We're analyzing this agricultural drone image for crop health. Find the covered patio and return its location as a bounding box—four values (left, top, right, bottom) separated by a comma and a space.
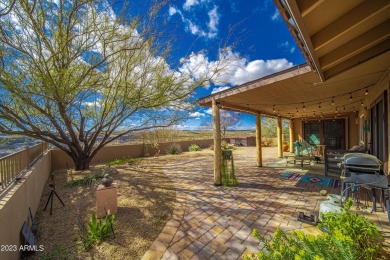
142, 147, 390, 259
197, 0, 390, 186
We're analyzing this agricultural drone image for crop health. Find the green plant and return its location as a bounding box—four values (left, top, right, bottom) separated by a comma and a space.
221, 150, 237, 186
83, 213, 115, 249
188, 144, 201, 152
318, 199, 383, 259
246, 198, 384, 260
246, 227, 357, 260
106, 157, 130, 166
167, 144, 181, 154
64, 173, 103, 187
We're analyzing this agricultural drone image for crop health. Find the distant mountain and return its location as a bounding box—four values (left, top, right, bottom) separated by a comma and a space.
0, 135, 41, 158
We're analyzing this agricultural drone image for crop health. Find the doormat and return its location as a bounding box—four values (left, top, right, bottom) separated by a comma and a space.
280, 172, 341, 188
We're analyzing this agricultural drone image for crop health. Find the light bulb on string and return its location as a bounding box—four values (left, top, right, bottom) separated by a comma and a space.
335, 107, 338, 113
361, 100, 364, 106
332, 97, 335, 106
273, 105, 275, 113
302, 102, 306, 110
365, 89, 368, 95
349, 93, 352, 102
318, 102, 321, 109
296, 109, 299, 115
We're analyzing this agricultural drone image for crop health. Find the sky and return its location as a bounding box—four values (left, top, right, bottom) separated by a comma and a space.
164, 0, 306, 130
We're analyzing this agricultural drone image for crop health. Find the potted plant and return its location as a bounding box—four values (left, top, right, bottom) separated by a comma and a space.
282, 141, 289, 152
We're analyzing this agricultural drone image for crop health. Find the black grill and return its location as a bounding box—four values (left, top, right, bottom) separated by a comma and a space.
339, 153, 388, 189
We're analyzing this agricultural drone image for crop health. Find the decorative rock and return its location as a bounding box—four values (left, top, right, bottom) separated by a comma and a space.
320, 190, 328, 196
101, 174, 114, 187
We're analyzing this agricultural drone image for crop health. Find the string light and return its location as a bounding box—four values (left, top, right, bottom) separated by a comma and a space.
320, 112, 323, 118
277, 110, 280, 117
343, 106, 346, 111
361, 100, 364, 106
365, 89, 368, 95
296, 109, 299, 115
332, 97, 335, 106
273, 105, 276, 113
318, 102, 321, 109
349, 93, 352, 102
335, 107, 338, 113
302, 102, 306, 110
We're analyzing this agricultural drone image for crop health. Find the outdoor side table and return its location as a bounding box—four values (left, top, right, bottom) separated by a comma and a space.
285, 155, 314, 168
96, 183, 117, 218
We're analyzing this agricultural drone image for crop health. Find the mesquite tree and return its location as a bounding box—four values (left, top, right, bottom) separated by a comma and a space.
0, 0, 235, 169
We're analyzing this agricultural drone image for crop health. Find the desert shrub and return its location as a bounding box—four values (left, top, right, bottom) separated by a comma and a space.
166, 144, 181, 154
83, 213, 115, 249
188, 144, 201, 152
246, 198, 383, 260
64, 173, 103, 187
318, 199, 383, 259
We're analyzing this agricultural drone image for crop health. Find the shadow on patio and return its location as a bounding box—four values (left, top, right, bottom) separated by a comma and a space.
143, 146, 390, 260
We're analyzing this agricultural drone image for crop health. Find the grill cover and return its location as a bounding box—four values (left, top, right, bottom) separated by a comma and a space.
344, 153, 381, 168
344, 172, 388, 189
341, 153, 387, 188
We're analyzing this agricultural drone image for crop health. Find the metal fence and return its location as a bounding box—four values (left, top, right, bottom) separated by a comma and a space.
0, 142, 48, 194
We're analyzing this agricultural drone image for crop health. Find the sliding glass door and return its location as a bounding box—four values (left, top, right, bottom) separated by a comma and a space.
303, 119, 345, 150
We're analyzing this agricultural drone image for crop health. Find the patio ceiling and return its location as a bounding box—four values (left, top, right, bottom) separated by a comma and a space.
274, 0, 390, 81
198, 0, 390, 119
197, 51, 390, 119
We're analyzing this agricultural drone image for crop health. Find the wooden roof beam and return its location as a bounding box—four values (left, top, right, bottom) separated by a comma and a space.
298, 0, 326, 17
320, 20, 390, 70
323, 41, 390, 79
312, 0, 390, 52
284, 0, 325, 81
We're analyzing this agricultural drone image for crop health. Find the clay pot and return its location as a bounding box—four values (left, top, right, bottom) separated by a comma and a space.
101, 174, 113, 187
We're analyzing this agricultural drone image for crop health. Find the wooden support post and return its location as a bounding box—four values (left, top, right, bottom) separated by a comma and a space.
289, 119, 294, 153
212, 99, 222, 186
277, 117, 283, 158
256, 113, 263, 167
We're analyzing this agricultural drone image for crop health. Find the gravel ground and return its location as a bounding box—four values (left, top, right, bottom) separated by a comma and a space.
22, 154, 185, 260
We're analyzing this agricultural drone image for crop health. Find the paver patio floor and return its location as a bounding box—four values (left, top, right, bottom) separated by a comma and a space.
142, 147, 390, 260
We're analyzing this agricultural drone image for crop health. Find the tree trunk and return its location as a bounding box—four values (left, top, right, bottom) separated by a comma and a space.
73, 156, 91, 171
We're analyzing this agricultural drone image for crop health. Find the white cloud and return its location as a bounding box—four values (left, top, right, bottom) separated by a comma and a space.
271, 8, 281, 21
168, 4, 219, 39
169, 6, 178, 16
211, 86, 230, 94
207, 6, 219, 38
180, 49, 293, 87
183, 0, 210, 10
189, 111, 205, 118
204, 108, 212, 115
278, 41, 296, 54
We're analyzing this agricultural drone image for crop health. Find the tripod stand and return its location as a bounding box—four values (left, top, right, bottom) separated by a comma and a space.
44, 184, 65, 215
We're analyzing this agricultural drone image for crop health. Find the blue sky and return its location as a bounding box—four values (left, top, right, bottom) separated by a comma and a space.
165, 0, 306, 130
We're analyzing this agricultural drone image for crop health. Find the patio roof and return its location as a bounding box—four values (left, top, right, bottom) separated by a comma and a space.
274, 0, 390, 81
197, 0, 390, 119
198, 51, 390, 119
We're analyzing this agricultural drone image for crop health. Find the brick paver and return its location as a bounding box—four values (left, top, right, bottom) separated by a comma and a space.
142, 147, 390, 259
